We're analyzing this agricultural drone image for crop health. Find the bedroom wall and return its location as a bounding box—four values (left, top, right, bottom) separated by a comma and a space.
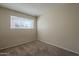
0, 7, 37, 49
37, 4, 79, 54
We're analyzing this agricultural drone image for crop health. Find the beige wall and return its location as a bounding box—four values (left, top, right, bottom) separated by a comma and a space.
0, 7, 37, 49
37, 5, 79, 54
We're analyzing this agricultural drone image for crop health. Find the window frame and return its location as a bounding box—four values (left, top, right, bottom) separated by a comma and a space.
10, 16, 34, 29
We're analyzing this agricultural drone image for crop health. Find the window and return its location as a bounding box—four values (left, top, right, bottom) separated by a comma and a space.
10, 16, 34, 29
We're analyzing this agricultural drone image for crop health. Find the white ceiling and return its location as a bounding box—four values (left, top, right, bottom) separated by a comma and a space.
0, 3, 78, 17
0, 3, 63, 16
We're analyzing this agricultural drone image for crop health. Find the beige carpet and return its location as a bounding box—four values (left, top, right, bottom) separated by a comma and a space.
0, 40, 78, 56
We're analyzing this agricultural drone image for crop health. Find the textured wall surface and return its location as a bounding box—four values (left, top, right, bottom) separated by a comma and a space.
37, 4, 79, 54
0, 7, 37, 50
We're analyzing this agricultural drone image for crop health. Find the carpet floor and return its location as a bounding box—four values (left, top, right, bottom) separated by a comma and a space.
0, 40, 78, 56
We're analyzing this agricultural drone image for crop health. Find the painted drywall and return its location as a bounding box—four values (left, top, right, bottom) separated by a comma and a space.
0, 7, 37, 49
37, 5, 79, 54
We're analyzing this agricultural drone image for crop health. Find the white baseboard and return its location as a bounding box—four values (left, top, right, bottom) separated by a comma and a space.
39, 40, 79, 55
0, 40, 35, 50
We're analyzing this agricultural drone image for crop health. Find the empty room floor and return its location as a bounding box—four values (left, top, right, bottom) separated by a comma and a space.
0, 40, 78, 56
